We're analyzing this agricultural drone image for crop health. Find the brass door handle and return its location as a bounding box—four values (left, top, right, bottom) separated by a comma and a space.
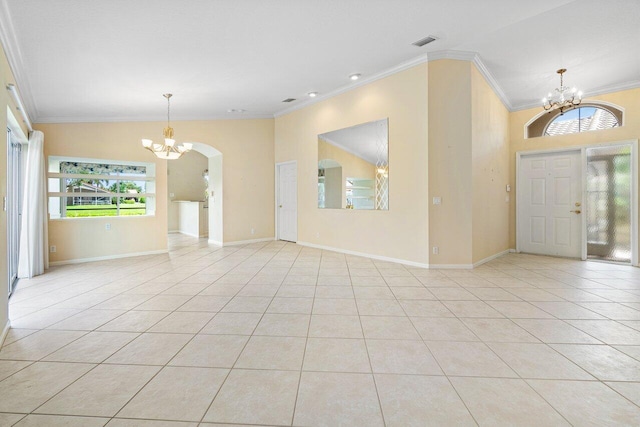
279, 205, 283, 208
570, 210, 581, 214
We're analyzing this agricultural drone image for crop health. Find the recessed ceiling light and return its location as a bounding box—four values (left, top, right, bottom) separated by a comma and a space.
349, 74, 361, 81
227, 109, 245, 113
308, 92, 318, 98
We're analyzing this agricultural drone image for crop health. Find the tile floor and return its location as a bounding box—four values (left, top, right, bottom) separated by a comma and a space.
1, 234, 640, 426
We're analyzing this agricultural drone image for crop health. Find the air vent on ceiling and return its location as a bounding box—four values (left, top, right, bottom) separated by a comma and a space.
282, 98, 296, 103
412, 35, 438, 47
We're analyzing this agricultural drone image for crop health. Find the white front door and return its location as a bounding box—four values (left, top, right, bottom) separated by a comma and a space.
277, 162, 297, 242
518, 150, 583, 258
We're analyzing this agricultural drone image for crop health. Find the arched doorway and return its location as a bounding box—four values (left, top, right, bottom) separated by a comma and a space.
167, 142, 223, 245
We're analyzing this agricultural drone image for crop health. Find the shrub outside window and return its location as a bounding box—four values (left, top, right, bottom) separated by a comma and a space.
48, 157, 156, 218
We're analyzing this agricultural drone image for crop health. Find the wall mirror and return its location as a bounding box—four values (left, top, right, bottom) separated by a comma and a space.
318, 118, 389, 210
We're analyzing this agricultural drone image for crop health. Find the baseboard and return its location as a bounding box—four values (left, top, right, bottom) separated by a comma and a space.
429, 263, 474, 270
472, 249, 511, 268
174, 231, 200, 238
208, 239, 223, 246
1, 320, 11, 347
223, 237, 275, 246
427, 249, 512, 270
49, 249, 168, 266
509, 248, 517, 253
296, 241, 430, 269
168, 230, 180, 234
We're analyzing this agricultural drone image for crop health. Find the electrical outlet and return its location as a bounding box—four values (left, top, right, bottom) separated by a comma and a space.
432, 246, 439, 255
105, 223, 111, 231
250, 228, 255, 235
50, 245, 56, 253
169, 192, 175, 198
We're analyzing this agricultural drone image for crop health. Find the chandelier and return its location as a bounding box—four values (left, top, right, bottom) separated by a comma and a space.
142, 94, 192, 159
542, 68, 582, 115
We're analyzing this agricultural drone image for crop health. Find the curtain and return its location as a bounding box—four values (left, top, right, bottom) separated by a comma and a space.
17, 130, 49, 278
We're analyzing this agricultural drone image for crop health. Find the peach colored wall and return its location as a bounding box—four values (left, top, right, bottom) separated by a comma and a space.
471, 65, 510, 263
428, 60, 473, 265
428, 60, 510, 266
275, 64, 429, 265
509, 88, 640, 262
37, 118, 274, 263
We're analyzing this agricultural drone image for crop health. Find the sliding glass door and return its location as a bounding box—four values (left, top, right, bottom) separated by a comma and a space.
7, 128, 22, 295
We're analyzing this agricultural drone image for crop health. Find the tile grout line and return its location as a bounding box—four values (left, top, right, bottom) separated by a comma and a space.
289, 244, 319, 426
197, 240, 297, 425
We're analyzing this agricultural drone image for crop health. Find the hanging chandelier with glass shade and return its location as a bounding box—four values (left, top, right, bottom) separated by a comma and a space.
542, 68, 583, 115
142, 94, 192, 160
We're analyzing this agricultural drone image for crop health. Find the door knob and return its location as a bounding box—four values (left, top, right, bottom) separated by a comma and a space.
279, 205, 283, 208
570, 210, 581, 214
575, 202, 581, 207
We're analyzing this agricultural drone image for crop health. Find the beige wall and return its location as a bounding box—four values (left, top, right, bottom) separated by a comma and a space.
471, 65, 510, 263
428, 59, 510, 265
428, 60, 473, 265
509, 88, 640, 260
37, 118, 274, 263
275, 64, 430, 265
168, 151, 208, 232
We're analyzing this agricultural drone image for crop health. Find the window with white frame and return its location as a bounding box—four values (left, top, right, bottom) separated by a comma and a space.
544, 106, 620, 136
526, 102, 623, 138
48, 157, 156, 218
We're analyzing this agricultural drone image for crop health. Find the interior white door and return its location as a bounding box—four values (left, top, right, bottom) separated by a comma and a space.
519, 150, 583, 258
277, 162, 297, 242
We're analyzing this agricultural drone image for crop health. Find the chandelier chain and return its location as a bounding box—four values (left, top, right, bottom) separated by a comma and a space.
142, 93, 191, 160
542, 68, 582, 115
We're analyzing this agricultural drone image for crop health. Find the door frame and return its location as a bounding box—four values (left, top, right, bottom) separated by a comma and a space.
275, 160, 298, 242
516, 139, 638, 265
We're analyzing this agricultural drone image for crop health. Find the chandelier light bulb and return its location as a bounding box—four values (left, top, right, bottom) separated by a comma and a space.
542, 69, 583, 114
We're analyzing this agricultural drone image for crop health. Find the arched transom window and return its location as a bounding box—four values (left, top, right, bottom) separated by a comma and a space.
526, 103, 623, 138
545, 106, 620, 136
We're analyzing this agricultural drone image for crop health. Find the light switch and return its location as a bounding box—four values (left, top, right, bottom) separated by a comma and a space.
432, 197, 441, 205
506, 184, 511, 192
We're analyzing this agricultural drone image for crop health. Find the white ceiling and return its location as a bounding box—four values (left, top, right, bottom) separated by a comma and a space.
0, 0, 638, 123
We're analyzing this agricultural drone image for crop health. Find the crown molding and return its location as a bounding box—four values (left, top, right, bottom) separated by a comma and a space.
427, 49, 478, 62
34, 112, 275, 124
0, 0, 38, 122
513, 79, 640, 112
428, 50, 513, 111
470, 55, 514, 111
274, 52, 431, 118
275, 49, 514, 117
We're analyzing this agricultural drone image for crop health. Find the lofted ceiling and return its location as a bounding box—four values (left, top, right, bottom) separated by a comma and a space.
0, 0, 638, 123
